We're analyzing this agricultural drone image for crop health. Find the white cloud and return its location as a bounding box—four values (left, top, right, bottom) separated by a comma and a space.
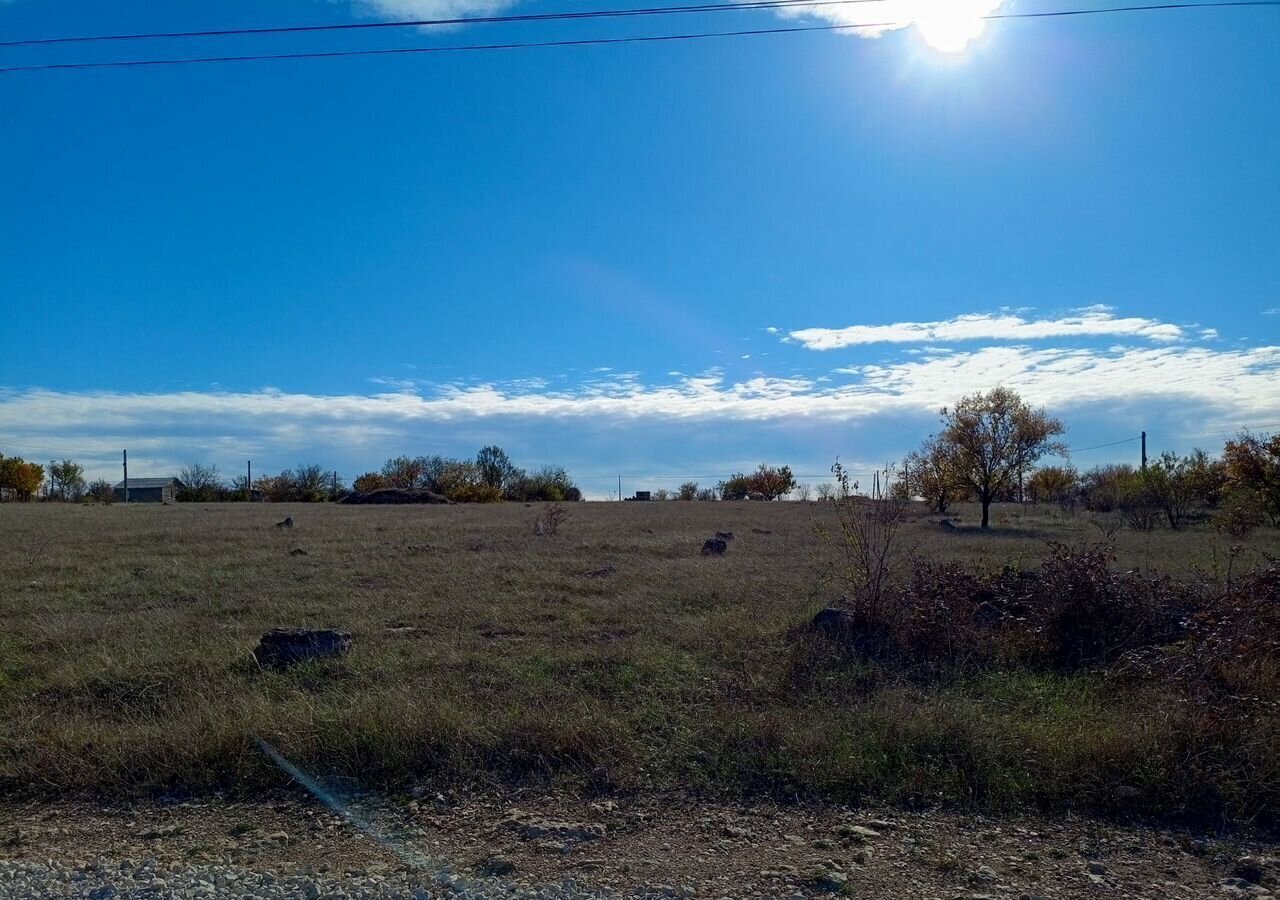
3, 344, 1276, 469
354, 0, 518, 22
788, 310, 1186, 350
776, 0, 1006, 47
1264, 308, 1279, 316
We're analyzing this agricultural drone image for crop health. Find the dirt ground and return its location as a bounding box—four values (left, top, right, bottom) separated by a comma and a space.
2, 791, 1276, 899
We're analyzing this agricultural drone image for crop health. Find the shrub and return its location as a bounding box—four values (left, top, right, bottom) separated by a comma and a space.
748, 464, 797, 501
677, 481, 699, 501
718, 473, 751, 501
444, 481, 502, 504
1212, 490, 1267, 538
815, 462, 907, 647
86, 478, 115, 505
353, 472, 388, 493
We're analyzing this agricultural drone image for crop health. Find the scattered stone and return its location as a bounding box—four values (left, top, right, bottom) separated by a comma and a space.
722, 825, 754, 840
750, 528, 773, 535
810, 868, 849, 893
1234, 857, 1267, 885
289, 547, 308, 557
587, 565, 618, 578
499, 813, 606, 843
253, 629, 352, 668
477, 854, 516, 876
136, 825, 183, 840
714, 531, 735, 542
700, 539, 728, 556
275, 517, 294, 529
837, 824, 880, 841
971, 865, 998, 885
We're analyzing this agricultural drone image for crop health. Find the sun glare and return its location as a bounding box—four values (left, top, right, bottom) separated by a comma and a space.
912, 0, 1000, 54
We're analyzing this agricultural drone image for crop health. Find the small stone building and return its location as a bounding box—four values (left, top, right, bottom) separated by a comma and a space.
113, 477, 182, 503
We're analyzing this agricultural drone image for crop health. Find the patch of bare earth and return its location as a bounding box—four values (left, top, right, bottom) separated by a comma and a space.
2, 793, 1276, 899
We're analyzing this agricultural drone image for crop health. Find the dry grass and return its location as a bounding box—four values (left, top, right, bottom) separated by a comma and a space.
1, 501, 1276, 821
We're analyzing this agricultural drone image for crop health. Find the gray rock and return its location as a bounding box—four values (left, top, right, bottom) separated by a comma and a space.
700, 538, 728, 556
253, 629, 352, 668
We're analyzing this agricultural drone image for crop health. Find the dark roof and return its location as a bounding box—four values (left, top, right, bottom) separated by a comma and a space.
113, 477, 182, 490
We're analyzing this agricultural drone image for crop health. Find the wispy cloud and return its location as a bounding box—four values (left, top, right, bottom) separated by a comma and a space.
775, 0, 1006, 45
3, 342, 1276, 479
354, 0, 518, 22
788, 309, 1186, 350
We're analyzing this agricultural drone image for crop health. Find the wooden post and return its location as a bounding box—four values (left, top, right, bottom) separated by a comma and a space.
123, 449, 129, 503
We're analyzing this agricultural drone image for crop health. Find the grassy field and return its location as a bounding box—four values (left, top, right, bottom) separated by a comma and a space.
1, 500, 1276, 821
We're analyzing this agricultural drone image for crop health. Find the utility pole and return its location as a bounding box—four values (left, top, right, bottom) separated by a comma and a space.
122, 449, 129, 503
247, 460, 252, 500
1141, 431, 1147, 470
617, 474, 622, 501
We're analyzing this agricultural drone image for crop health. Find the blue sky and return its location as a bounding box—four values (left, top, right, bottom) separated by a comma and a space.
1, 0, 1278, 496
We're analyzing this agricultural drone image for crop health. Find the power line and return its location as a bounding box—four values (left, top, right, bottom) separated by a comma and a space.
1063, 436, 1142, 453
0, 0, 890, 48
3, 1, 1277, 75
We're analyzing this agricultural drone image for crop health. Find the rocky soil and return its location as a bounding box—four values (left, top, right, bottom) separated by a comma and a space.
1, 792, 1276, 899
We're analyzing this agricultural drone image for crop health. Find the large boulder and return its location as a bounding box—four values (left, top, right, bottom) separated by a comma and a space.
809, 607, 854, 635
701, 538, 728, 556
254, 628, 352, 668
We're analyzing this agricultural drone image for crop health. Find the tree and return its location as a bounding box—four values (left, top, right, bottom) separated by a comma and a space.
938, 388, 1066, 529
47, 458, 86, 502
718, 473, 751, 501
87, 478, 115, 504
353, 472, 388, 493
695, 487, 718, 502
677, 481, 699, 501
903, 436, 961, 513
476, 445, 519, 493
1027, 465, 1080, 511
1222, 431, 1280, 525
793, 482, 813, 501
381, 455, 427, 489
0, 455, 43, 501
294, 464, 331, 501
176, 463, 223, 502
1142, 452, 1197, 530
815, 482, 836, 502
747, 464, 797, 501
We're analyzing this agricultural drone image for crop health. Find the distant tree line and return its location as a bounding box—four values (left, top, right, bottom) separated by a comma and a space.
352, 446, 581, 503
3, 389, 1277, 526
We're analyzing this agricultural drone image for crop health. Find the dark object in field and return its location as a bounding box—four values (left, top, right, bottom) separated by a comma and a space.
340, 488, 451, 505
810, 607, 854, 635
715, 531, 735, 541
253, 628, 352, 668
701, 538, 728, 556
276, 516, 294, 529
289, 547, 308, 557
751, 528, 773, 535
939, 519, 957, 531
588, 565, 618, 578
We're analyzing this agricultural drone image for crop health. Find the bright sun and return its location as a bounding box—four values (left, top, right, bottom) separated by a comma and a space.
912, 0, 1000, 53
